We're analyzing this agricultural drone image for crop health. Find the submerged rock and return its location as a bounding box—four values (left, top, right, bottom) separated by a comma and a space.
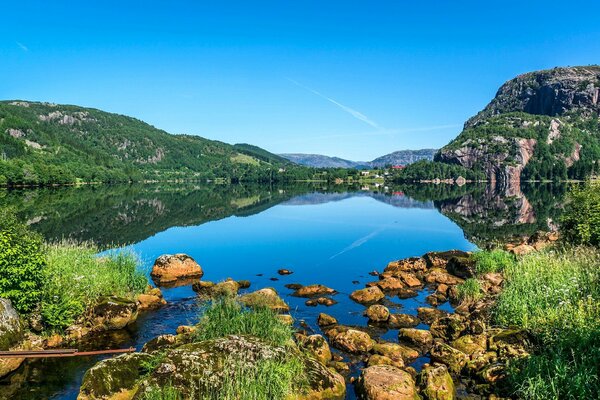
150, 253, 203, 286
293, 284, 336, 297
306, 297, 337, 307
356, 365, 421, 400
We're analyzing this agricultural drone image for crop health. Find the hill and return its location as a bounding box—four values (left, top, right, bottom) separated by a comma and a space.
280, 149, 436, 169
0, 101, 305, 186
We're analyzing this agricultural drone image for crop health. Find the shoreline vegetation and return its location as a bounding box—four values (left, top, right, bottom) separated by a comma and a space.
0, 181, 598, 398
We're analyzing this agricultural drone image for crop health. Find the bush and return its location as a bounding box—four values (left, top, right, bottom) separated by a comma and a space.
560, 181, 600, 246
456, 278, 483, 302
0, 210, 44, 313
473, 249, 515, 274
494, 247, 600, 399
41, 242, 147, 331
194, 298, 293, 347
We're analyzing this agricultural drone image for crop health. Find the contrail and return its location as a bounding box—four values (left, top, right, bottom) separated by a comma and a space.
16, 42, 29, 52
287, 78, 382, 130
329, 227, 385, 260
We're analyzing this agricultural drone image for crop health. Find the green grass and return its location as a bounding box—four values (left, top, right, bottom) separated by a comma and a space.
494, 247, 600, 399
456, 278, 483, 302
142, 385, 182, 400
193, 297, 294, 347
473, 249, 515, 274
40, 241, 147, 331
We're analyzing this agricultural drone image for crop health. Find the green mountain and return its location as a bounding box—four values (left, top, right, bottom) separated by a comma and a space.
0, 101, 302, 186
435, 66, 600, 183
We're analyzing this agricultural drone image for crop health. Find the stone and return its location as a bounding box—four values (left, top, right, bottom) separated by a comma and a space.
150, 254, 203, 286
277, 269, 293, 275
429, 315, 467, 341
137, 287, 166, 310
398, 328, 433, 351
419, 364, 455, 400
285, 283, 303, 290
237, 280, 251, 289
372, 342, 419, 363
398, 272, 422, 287
417, 308, 449, 325
306, 297, 337, 307
0, 299, 22, 350
387, 314, 420, 329
367, 354, 404, 369
451, 335, 487, 358
317, 313, 337, 327
365, 305, 390, 322
91, 297, 138, 331
175, 325, 196, 335
509, 244, 535, 256
276, 314, 294, 325
446, 256, 476, 279
429, 343, 468, 374
375, 277, 405, 291
293, 284, 336, 297
385, 257, 427, 273
239, 288, 290, 313
423, 251, 469, 268
396, 288, 419, 299
350, 286, 385, 304
328, 326, 374, 354
481, 273, 503, 287
356, 365, 421, 400
488, 329, 530, 359
425, 269, 463, 286
300, 334, 332, 365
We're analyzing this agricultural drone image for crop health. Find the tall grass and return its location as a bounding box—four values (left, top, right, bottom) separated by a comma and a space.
142, 385, 182, 400
494, 247, 600, 399
193, 298, 294, 346
456, 278, 483, 302
41, 241, 147, 331
472, 249, 514, 274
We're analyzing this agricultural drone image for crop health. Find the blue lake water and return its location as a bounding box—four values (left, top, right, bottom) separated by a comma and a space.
1, 184, 563, 399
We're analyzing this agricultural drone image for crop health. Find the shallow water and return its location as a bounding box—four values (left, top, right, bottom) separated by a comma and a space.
0, 183, 565, 399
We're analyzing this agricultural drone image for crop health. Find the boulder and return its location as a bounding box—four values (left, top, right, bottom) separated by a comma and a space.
306, 297, 337, 307
385, 257, 427, 273
388, 314, 420, 329
423, 251, 469, 268
317, 313, 338, 327
375, 277, 405, 291
365, 305, 390, 322
137, 287, 167, 310
429, 343, 468, 374
328, 326, 374, 354
150, 254, 203, 286
508, 244, 535, 256
417, 308, 449, 325
451, 335, 487, 359
446, 256, 476, 279
398, 328, 433, 351
367, 354, 404, 369
350, 287, 385, 304
293, 284, 336, 297
0, 299, 22, 350
91, 297, 138, 331
239, 288, 290, 313
396, 288, 419, 299
429, 315, 467, 341
356, 365, 421, 400
419, 364, 455, 400
372, 342, 419, 363
488, 329, 530, 359
424, 269, 463, 286
300, 334, 332, 364
398, 272, 422, 287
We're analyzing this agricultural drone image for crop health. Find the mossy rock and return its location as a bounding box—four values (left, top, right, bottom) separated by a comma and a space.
0, 299, 22, 351
239, 287, 290, 313
419, 364, 455, 400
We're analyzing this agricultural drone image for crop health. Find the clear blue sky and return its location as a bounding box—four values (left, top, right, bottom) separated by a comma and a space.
2, 1, 599, 160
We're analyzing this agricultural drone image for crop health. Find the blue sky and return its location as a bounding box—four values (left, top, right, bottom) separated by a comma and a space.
2, 1, 600, 160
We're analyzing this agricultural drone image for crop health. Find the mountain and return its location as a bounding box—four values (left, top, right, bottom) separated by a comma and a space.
0, 101, 304, 186
280, 149, 436, 169
435, 66, 600, 183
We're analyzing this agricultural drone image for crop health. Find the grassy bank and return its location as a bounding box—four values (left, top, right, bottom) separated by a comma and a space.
0, 210, 148, 333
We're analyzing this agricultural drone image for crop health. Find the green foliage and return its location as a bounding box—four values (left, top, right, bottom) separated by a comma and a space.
560, 181, 600, 246
194, 298, 294, 347
0, 210, 44, 313
473, 249, 515, 274
142, 385, 182, 400
41, 242, 147, 331
456, 278, 483, 302
390, 160, 486, 182
494, 248, 600, 399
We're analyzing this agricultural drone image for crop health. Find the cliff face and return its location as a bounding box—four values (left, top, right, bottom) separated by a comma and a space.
437, 66, 600, 184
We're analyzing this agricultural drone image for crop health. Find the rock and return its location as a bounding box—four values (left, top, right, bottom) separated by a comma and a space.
429, 315, 467, 341
488, 329, 530, 358
91, 297, 138, 331
478, 363, 506, 384
0, 299, 22, 350
237, 280, 251, 289
367, 354, 404, 369
141, 334, 181, 353
388, 314, 420, 329
276, 314, 294, 325
317, 313, 337, 327
285, 283, 303, 290
175, 325, 196, 335
481, 273, 503, 287
350, 286, 385, 304
238, 288, 290, 313
78, 352, 154, 400
356, 365, 421, 400
300, 334, 332, 364
385, 257, 427, 273
419, 364, 455, 400
375, 277, 405, 291
150, 254, 203, 286
293, 284, 336, 297
398, 272, 422, 287
451, 335, 487, 359
417, 308, 449, 325
0, 339, 40, 379
446, 256, 476, 279
278, 269, 293, 275
137, 287, 167, 310
509, 244, 535, 256
436, 284, 449, 295
396, 288, 419, 299
372, 342, 419, 363
306, 297, 337, 307
426, 293, 446, 306
465, 352, 497, 375
193, 279, 240, 298
398, 328, 433, 351
328, 326, 374, 354
423, 251, 469, 268
191, 280, 215, 294
425, 269, 463, 286
429, 343, 468, 374
365, 305, 390, 322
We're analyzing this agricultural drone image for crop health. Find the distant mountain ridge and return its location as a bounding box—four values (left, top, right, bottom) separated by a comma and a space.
280, 149, 437, 169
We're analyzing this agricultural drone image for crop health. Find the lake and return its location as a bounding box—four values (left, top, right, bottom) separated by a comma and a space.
0, 182, 566, 399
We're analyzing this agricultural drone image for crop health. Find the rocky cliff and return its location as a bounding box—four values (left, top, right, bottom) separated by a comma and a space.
437, 66, 600, 184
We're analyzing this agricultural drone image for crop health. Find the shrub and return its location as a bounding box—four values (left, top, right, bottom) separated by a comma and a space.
193, 298, 293, 347
455, 278, 483, 302
473, 249, 515, 274
560, 181, 600, 247
0, 210, 44, 313
40, 242, 147, 331
495, 247, 600, 399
